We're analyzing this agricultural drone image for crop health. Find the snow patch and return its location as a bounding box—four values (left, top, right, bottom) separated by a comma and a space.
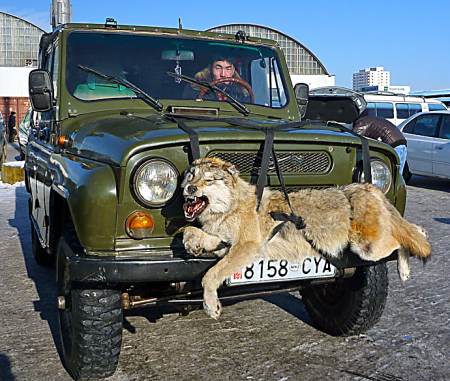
3, 160, 25, 168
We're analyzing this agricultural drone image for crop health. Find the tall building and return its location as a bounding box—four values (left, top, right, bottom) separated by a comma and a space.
353, 67, 390, 91
207, 24, 335, 89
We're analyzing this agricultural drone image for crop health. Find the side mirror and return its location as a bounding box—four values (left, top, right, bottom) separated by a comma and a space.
294, 83, 309, 118
29, 69, 54, 112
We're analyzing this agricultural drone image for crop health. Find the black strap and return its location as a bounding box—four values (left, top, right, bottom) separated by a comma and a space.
177, 119, 200, 164
213, 241, 232, 251
253, 128, 306, 241
328, 123, 372, 183
271, 147, 293, 212
256, 128, 274, 211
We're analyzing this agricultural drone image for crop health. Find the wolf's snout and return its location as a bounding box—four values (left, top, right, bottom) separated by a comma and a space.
184, 184, 197, 196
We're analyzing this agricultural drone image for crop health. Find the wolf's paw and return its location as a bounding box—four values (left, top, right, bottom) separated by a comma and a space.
183, 227, 205, 256
398, 262, 410, 282
203, 292, 222, 320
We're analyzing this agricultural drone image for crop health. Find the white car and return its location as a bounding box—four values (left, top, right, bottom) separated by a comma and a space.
399, 111, 450, 181
363, 93, 447, 126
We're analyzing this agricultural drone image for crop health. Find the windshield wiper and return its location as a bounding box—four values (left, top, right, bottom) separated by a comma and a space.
166, 71, 250, 116
78, 65, 163, 112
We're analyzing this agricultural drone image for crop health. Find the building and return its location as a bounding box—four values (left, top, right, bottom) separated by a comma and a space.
353, 66, 390, 91
360, 85, 410, 95
411, 89, 450, 108
206, 24, 335, 89
0, 12, 45, 125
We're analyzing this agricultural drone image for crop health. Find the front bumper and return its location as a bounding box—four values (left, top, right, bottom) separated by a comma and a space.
66, 248, 398, 285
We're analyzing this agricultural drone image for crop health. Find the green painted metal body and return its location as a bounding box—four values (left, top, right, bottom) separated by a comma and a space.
26, 22, 406, 256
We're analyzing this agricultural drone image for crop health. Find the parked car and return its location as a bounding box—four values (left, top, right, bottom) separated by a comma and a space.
27, 20, 405, 380
399, 111, 450, 181
18, 108, 33, 160
0, 112, 6, 165
363, 92, 447, 126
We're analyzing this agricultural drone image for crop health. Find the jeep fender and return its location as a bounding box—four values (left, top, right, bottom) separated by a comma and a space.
49, 154, 118, 251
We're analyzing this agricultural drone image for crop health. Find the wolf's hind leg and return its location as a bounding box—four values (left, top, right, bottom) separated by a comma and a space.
201, 241, 262, 319
397, 247, 410, 282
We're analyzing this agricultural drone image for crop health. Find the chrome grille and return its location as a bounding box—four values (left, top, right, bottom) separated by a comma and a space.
208, 151, 331, 175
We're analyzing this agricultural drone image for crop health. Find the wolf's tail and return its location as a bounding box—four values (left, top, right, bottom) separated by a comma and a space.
388, 204, 431, 262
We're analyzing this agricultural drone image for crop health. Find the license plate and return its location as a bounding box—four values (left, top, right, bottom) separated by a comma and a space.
226, 257, 336, 286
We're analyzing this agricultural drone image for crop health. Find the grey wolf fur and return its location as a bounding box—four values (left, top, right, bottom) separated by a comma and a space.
182, 157, 431, 319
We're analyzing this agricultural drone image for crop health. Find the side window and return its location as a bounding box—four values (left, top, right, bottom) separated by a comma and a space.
402, 119, 416, 133
366, 102, 377, 117
440, 116, 450, 139
413, 115, 440, 137
375, 102, 394, 119
250, 57, 286, 108
396, 103, 409, 119
51, 44, 60, 98
395, 103, 421, 119
428, 103, 446, 111
269, 58, 286, 108
408, 103, 422, 116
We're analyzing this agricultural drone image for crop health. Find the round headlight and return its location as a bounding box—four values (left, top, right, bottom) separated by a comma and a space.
361, 159, 392, 193
133, 159, 178, 206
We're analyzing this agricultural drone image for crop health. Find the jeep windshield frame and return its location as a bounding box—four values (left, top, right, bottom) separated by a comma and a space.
65, 30, 290, 110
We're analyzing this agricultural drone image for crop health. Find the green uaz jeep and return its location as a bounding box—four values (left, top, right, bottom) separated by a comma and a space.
26, 20, 406, 380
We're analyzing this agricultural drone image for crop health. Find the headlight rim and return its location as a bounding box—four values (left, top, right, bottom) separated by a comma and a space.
131, 157, 180, 208
357, 158, 392, 194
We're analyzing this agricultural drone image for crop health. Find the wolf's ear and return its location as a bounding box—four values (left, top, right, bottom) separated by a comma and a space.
226, 164, 239, 177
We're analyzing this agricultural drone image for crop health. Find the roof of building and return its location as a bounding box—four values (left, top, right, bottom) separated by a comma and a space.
206, 23, 329, 76
0, 11, 46, 33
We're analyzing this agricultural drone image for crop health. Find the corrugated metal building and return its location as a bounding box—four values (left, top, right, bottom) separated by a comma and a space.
0, 12, 45, 127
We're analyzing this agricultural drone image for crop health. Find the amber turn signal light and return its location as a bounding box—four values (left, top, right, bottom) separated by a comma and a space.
125, 211, 155, 239
57, 135, 72, 148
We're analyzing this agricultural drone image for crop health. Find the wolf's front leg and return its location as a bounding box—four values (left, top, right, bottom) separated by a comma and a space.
183, 226, 225, 256
201, 241, 261, 319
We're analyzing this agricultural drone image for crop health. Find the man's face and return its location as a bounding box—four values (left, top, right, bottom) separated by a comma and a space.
211, 60, 235, 81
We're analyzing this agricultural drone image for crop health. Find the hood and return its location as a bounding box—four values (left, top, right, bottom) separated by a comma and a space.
61, 110, 375, 166
305, 86, 367, 124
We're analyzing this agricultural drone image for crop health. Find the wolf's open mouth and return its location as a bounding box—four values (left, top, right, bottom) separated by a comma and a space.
183, 196, 209, 221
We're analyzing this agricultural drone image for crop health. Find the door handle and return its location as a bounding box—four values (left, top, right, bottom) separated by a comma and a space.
435, 146, 444, 150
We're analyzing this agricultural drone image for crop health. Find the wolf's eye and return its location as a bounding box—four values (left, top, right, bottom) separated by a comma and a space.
205, 179, 214, 184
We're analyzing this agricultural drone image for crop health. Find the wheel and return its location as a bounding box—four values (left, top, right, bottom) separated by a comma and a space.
403, 162, 412, 184
300, 263, 388, 336
31, 224, 54, 266
198, 76, 255, 103
57, 228, 123, 380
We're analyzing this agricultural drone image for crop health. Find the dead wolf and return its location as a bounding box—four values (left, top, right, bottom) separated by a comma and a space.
182, 157, 431, 319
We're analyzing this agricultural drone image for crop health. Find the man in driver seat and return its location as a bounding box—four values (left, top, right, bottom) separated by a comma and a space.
190, 56, 252, 103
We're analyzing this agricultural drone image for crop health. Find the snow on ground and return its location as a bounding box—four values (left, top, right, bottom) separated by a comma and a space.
2, 160, 25, 168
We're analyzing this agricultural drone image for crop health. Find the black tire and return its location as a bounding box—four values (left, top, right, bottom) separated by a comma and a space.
31, 224, 54, 266
403, 162, 412, 184
57, 229, 123, 380
300, 263, 388, 336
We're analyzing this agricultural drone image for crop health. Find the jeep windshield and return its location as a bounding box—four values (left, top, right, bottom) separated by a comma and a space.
66, 31, 288, 109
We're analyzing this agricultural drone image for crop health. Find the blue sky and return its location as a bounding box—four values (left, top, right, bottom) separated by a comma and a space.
2, 0, 450, 91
